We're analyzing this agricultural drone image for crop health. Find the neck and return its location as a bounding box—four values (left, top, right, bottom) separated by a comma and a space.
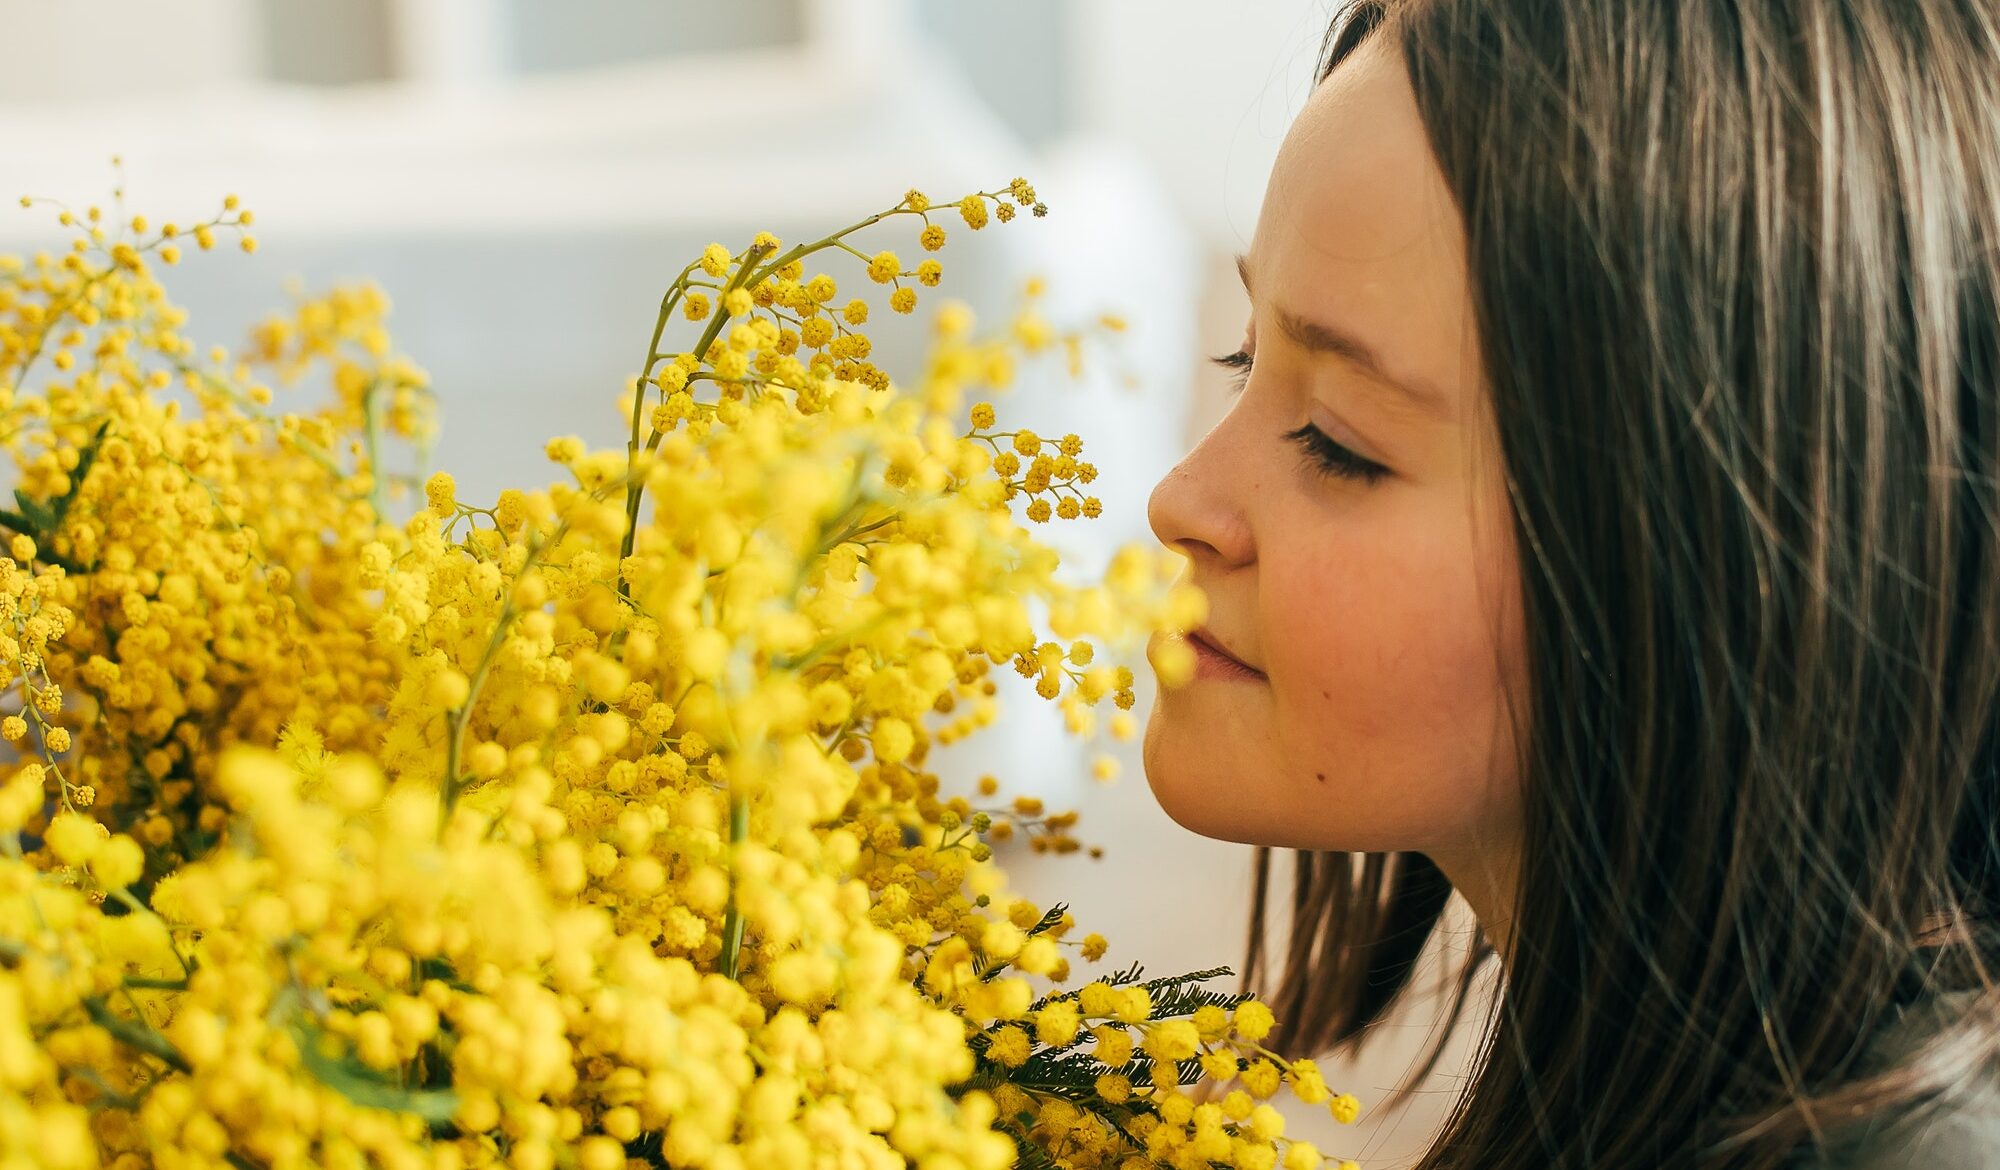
1424, 837, 1521, 973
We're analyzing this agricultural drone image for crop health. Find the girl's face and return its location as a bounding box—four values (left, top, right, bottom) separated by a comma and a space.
1143, 33, 1529, 867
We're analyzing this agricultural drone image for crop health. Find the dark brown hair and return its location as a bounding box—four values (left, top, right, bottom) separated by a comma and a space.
1244, 1, 2000, 1164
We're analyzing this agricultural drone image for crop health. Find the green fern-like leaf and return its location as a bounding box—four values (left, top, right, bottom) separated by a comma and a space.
974, 901, 1072, 981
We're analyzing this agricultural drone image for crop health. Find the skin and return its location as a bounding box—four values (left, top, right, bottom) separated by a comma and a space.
1142, 32, 1530, 964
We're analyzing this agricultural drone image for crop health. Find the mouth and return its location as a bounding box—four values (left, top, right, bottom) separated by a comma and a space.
1185, 628, 1266, 682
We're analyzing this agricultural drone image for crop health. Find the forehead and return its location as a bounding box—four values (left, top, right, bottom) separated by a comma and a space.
1250, 34, 1478, 419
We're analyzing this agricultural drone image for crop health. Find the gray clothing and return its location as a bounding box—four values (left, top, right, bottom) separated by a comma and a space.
1818, 987, 2000, 1168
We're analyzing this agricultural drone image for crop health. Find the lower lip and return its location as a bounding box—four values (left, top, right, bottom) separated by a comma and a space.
1190, 635, 1266, 682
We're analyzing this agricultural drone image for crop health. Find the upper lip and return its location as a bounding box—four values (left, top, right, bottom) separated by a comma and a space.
1189, 626, 1263, 674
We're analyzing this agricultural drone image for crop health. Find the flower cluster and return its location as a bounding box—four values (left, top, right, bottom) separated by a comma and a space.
0, 167, 1362, 1170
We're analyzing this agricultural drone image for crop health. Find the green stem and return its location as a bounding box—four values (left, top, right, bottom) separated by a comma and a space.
622, 260, 700, 481
717, 788, 751, 980
62, 1062, 141, 1111
438, 517, 575, 828
84, 996, 191, 1074
617, 243, 774, 560
123, 976, 189, 991
819, 512, 898, 553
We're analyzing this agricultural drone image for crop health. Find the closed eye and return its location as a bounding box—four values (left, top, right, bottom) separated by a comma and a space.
1209, 349, 1391, 485
1283, 423, 1391, 485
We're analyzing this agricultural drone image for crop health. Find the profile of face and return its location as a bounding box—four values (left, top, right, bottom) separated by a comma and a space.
1143, 32, 1530, 867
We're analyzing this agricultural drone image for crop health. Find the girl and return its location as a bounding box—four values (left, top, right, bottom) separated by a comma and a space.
1142, 1, 2000, 1166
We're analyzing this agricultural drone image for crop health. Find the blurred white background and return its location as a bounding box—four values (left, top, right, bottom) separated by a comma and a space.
0, 2, 1494, 1165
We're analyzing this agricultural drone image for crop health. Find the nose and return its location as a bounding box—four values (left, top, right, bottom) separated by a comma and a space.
1147, 431, 1256, 570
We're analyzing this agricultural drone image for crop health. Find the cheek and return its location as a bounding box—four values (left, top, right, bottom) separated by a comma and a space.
1275, 528, 1497, 737
1263, 505, 1524, 848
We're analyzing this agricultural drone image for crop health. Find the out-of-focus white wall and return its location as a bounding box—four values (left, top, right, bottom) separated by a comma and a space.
1072, 0, 1338, 249
0, 0, 263, 102
0, 3, 1489, 1165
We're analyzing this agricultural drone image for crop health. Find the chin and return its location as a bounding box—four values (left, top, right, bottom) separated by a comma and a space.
1141, 714, 1396, 852
1142, 718, 1265, 845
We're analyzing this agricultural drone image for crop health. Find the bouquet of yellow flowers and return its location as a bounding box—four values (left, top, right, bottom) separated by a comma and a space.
0, 169, 1363, 1170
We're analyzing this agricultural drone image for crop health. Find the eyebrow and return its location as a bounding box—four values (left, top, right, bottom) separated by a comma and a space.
1234, 252, 1450, 419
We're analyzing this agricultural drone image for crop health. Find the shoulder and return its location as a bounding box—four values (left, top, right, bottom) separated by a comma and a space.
1821, 988, 2000, 1170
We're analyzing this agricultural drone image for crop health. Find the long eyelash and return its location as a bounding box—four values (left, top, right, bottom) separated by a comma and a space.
1210, 349, 1253, 395
1283, 423, 1391, 485
1210, 350, 1389, 484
